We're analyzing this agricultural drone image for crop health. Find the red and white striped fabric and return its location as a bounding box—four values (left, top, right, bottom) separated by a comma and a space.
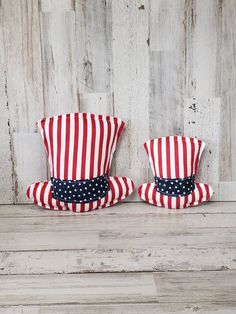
138, 136, 213, 209
26, 113, 134, 212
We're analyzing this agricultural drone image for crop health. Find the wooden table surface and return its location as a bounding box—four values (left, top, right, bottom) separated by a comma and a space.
0, 202, 236, 313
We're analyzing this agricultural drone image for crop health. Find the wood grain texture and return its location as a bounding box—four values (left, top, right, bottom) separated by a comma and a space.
1, 202, 236, 275
1, 0, 236, 202
75, 0, 112, 93
0, 0, 46, 203
184, 97, 220, 200
112, 0, 149, 197
0, 202, 236, 312
2, 303, 236, 314
220, 0, 236, 183
149, 0, 186, 138
0, 271, 235, 306
40, 7, 78, 116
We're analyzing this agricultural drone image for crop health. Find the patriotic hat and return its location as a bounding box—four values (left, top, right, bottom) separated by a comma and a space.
26, 113, 134, 212
138, 136, 213, 209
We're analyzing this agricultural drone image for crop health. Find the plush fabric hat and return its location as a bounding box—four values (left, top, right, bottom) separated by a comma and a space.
138, 135, 213, 209
27, 113, 134, 212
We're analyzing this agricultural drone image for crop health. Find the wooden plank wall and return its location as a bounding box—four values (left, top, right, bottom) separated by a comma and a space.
0, 0, 235, 203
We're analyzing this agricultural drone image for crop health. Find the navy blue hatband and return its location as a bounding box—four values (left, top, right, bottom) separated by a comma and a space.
51, 175, 110, 203
155, 176, 195, 197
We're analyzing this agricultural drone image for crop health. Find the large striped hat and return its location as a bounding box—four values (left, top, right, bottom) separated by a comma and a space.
27, 113, 134, 212
138, 136, 213, 209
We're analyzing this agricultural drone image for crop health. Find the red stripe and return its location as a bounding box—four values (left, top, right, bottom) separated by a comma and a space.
72, 203, 76, 212
115, 121, 125, 147
152, 186, 157, 205
150, 140, 156, 175
64, 117, 70, 180
145, 183, 150, 201
40, 183, 47, 208
190, 190, 195, 207
204, 184, 210, 200
176, 197, 180, 209
182, 137, 188, 177
138, 184, 142, 198
32, 182, 40, 204
97, 116, 104, 176
166, 136, 171, 178
56, 200, 63, 210
115, 177, 123, 199
195, 141, 202, 174
174, 136, 179, 178
160, 194, 164, 207
89, 201, 94, 211
47, 186, 54, 209
190, 138, 195, 175
108, 120, 118, 173
183, 195, 188, 208
48, 118, 54, 177
198, 184, 203, 204
158, 139, 163, 178
109, 178, 116, 203
89, 116, 96, 178
103, 118, 111, 174
80, 203, 85, 213
40, 120, 50, 158
167, 196, 172, 209
56, 118, 62, 178
81, 113, 88, 180
123, 176, 129, 198
72, 114, 79, 180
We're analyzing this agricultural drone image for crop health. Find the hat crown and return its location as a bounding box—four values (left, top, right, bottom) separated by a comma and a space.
38, 113, 125, 180
144, 135, 205, 179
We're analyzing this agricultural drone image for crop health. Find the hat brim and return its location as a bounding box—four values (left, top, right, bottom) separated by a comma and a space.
27, 176, 134, 213
138, 182, 213, 209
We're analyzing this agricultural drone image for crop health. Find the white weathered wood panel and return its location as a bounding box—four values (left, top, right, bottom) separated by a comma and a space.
149, 0, 186, 138
40, 4, 78, 116
184, 98, 220, 200
75, 0, 112, 93
0, 0, 46, 203
1, 202, 236, 275
1, 303, 236, 314
220, 0, 236, 186
0, 271, 235, 306
1, 0, 236, 202
112, 0, 149, 196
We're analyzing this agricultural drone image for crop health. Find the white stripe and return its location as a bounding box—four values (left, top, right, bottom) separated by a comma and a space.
44, 119, 53, 175
85, 113, 92, 179
68, 114, 75, 179
110, 120, 122, 165
93, 117, 100, 177
171, 197, 176, 209
126, 178, 133, 195
60, 115, 66, 179
36, 183, 42, 206
185, 137, 192, 177
100, 116, 108, 176
52, 116, 58, 178
161, 137, 167, 178
194, 186, 200, 205
146, 141, 155, 175
169, 136, 176, 178
153, 139, 159, 177
141, 183, 146, 200
119, 177, 126, 199
105, 118, 116, 173
76, 115, 84, 179
148, 184, 153, 204
177, 136, 184, 178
